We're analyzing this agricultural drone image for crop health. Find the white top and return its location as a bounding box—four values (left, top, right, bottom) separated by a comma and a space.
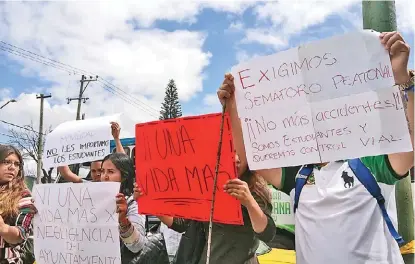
289, 159, 404, 264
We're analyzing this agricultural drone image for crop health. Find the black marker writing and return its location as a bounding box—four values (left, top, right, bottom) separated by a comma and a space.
359, 123, 367, 133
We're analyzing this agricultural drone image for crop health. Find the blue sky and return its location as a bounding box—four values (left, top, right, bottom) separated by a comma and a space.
0, 1, 414, 167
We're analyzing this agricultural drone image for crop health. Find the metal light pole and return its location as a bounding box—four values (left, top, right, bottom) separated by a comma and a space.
0, 99, 17, 109
363, 1, 414, 262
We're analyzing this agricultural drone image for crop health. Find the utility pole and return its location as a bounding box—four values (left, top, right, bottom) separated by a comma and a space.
67, 75, 97, 175
363, 1, 414, 262
36, 94, 52, 184
67, 75, 98, 120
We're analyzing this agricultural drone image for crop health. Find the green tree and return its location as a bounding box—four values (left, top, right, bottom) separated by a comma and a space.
159, 79, 182, 120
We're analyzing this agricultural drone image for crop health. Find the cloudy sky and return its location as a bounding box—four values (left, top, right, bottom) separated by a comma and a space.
0, 0, 414, 174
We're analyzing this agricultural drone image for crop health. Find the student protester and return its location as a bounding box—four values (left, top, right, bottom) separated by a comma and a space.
101, 152, 150, 263
0, 145, 35, 264
217, 31, 414, 264
134, 152, 277, 264
59, 121, 125, 183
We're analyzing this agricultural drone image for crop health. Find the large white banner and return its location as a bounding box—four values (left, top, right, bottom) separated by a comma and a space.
43, 114, 120, 168
33, 182, 121, 264
232, 30, 412, 169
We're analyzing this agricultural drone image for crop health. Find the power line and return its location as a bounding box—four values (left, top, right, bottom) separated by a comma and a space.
0, 41, 93, 75
0, 120, 45, 135
97, 78, 160, 114
0, 45, 73, 74
0, 132, 30, 141
0, 141, 17, 146
0, 43, 160, 116
99, 81, 159, 118
0, 40, 161, 116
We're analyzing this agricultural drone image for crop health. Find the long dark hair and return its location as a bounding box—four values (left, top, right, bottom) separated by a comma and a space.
241, 167, 271, 207
102, 152, 135, 196
0, 144, 27, 219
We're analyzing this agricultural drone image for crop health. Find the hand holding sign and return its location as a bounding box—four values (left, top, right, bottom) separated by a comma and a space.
133, 183, 143, 200
115, 193, 128, 225
111, 122, 121, 140
43, 114, 121, 168
33, 182, 122, 264
135, 113, 243, 225
379, 32, 411, 83
217, 73, 236, 109
231, 30, 412, 169
224, 178, 254, 207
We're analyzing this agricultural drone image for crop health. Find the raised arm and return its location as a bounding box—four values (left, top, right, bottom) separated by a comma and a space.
58, 165, 83, 183
217, 74, 283, 188
381, 32, 414, 176
111, 122, 126, 154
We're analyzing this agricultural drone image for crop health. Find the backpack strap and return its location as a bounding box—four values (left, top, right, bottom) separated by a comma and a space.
348, 158, 405, 246
294, 165, 314, 213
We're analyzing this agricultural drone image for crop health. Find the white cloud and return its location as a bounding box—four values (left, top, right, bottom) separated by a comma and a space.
255, 0, 360, 36
393, 0, 414, 34
203, 93, 220, 107
242, 28, 287, 49
240, 0, 361, 49
235, 49, 262, 64
118, 0, 256, 27
243, 0, 415, 50
0, 88, 12, 99
235, 49, 250, 64
199, 93, 222, 114
228, 21, 245, 32
0, 1, 226, 139
0, 0, 262, 155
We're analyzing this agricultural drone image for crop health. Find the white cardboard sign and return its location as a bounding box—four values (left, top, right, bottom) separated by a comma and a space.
33, 182, 121, 264
43, 114, 120, 168
232, 30, 412, 169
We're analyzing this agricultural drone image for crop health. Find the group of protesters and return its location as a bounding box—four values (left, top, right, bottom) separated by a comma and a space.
0, 31, 414, 264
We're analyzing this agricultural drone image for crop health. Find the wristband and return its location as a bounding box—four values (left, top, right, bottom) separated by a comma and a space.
119, 217, 130, 228
398, 70, 414, 91
120, 221, 131, 232
397, 70, 414, 102
402, 84, 414, 102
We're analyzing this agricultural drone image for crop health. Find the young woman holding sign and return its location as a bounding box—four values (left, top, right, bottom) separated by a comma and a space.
101, 152, 169, 264
100, 153, 147, 258
0, 145, 35, 264
134, 152, 277, 264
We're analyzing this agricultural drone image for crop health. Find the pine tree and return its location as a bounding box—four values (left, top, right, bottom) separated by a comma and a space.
159, 79, 183, 120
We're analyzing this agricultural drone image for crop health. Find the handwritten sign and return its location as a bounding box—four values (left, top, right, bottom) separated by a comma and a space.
135, 113, 243, 225
270, 188, 294, 233
43, 114, 120, 168
32, 182, 121, 264
232, 30, 412, 169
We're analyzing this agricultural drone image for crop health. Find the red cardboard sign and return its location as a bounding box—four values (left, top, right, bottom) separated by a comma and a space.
135, 113, 243, 225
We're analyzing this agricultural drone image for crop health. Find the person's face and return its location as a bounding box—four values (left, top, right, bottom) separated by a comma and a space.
101, 160, 122, 183
0, 154, 20, 185
90, 161, 102, 182
235, 153, 242, 176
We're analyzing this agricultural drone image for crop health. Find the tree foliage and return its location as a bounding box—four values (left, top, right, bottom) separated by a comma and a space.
160, 79, 182, 120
